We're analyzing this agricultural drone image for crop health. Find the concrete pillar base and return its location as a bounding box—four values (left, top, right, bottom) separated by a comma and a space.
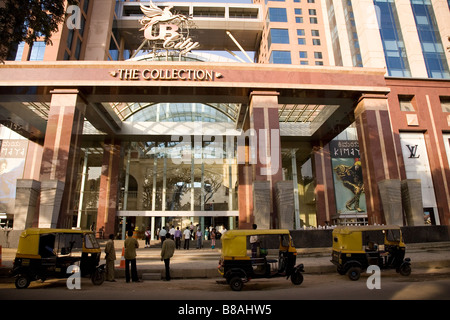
38, 180, 65, 228
402, 179, 424, 226
14, 179, 41, 230
253, 180, 271, 229
378, 179, 402, 225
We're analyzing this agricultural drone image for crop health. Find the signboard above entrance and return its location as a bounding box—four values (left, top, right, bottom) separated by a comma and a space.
109, 68, 223, 81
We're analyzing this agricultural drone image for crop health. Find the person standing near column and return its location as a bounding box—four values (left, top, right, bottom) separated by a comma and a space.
183, 226, 191, 250
124, 230, 140, 283
161, 233, 175, 281
104, 234, 116, 282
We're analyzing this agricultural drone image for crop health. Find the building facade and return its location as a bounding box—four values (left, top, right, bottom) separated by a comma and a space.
0, 0, 449, 239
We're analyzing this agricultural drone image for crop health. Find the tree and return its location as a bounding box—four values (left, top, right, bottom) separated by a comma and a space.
0, 0, 78, 62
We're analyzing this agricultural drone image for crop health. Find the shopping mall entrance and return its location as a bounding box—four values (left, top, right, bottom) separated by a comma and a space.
1, 59, 400, 238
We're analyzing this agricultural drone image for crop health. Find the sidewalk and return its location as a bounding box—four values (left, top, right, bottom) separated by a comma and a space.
2, 240, 450, 280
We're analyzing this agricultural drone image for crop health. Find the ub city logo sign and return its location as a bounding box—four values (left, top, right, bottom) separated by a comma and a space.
139, 1, 200, 55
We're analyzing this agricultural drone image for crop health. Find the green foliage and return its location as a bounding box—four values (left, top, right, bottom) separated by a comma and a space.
0, 0, 78, 61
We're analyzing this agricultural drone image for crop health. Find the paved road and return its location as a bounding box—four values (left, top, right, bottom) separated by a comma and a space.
1, 267, 449, 300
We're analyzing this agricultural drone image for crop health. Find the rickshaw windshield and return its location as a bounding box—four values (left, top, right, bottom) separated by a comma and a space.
84, 233, 100, 249
386, 229, 401, 242
56, 233, 83, 256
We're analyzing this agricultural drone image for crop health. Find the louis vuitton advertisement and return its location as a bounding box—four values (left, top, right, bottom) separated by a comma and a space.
399, 132, 438, 224
329, 140, 366, 215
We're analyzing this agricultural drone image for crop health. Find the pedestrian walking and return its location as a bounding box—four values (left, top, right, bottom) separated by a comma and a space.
174, 226, 182, 249
159, 226, 167, 247
210, 228, 216, 249
144, 227, 151, 248
189, 222, 194, 240
124, 230, 139, 283
183, 226, 191, 250
196, 228, 203, 249
161, 233, 175, 281
104, 234, 116, 282
169, 225, 176, 238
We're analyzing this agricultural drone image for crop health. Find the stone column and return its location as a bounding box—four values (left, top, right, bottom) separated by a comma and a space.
354, 94, 401, 225
312, 143, 337, 226
13, 179, 40, 230
39, 89, 86, 228
249, 91, 282, 228
96, 139, 121, 238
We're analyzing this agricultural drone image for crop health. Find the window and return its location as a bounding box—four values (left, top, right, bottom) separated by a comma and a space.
298, 38, 306, 45
309, 9, 316, 15
398, 95, 415, 112
311, 30, 320, 36
300, 61, 309, 65
315, 61, 324, 65
269, 8, 288, 22
29, 41, 46, 61
269, 29, 290, 46
374, 0, 411, 77
270, 51, 291, 64
295, 8, 302, 15
307, 0, 315, 2
440, 97, 450, 112
297, 29, 305, 36
299, 51, 308, 58
14, 42, 25, 60
296, 17, 303, 23
310, 17, 318, 23
314, 52, 322, 59
411, 0, 450, 78
313, 39, 321, 45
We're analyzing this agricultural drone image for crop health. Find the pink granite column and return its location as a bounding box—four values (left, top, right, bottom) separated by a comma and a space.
39, 89, 85, 228
354, 94, 402, 225
249, 91, 283, 228
96, 139, 121, 239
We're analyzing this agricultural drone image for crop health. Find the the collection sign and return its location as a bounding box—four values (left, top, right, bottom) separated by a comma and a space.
109, 68, 222, 81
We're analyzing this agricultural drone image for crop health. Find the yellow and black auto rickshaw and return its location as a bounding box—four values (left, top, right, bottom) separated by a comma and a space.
218, 229, 304, 291
331, 225, 411, 281
11, 228, 105, 289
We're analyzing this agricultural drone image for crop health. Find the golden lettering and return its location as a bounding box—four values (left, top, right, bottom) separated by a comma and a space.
114, 69, 218, 81
179, 69, 186, 80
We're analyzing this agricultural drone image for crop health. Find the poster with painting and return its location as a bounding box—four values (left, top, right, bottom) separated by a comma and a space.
329, 140, 366, 214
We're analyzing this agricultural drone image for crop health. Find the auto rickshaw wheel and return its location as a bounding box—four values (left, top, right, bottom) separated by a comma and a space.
291, 269, 303, 285
15, 275, 31, 289
229, 276, 244, 291
399, 263, 411, 276
347, 267, 361, 281
91, 268, 105, 285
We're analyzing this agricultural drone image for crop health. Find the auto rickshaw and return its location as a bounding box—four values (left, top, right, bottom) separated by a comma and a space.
217, 229, 304, 291
330, 225, 411, 281
11, 228, 105, 289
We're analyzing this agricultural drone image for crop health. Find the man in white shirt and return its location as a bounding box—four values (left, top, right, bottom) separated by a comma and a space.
169, 225, 176, 238
183, 226, 191, 250
159, 227, 167, 247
